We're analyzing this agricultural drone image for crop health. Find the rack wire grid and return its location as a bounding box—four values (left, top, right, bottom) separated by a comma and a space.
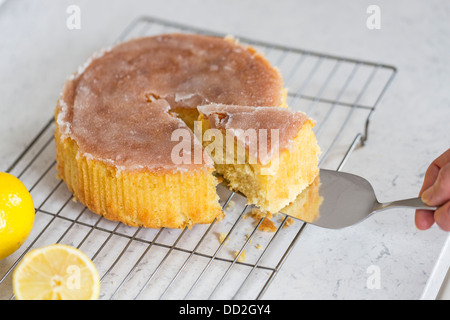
0, 16, 396, 300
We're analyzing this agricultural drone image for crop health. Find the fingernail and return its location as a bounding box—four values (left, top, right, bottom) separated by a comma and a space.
422, 187, 433, 204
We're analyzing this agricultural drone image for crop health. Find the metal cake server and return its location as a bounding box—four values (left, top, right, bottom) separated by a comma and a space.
280, 169, 437, 229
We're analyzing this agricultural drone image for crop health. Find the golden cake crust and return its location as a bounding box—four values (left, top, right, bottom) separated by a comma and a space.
54, 118, 223, 228
197, 104, 310, 165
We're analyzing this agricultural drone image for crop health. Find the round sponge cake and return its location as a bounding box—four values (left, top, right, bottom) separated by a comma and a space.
55, 33, 286, 228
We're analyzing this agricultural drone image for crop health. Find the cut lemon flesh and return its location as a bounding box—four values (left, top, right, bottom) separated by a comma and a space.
13, 244, 100, 300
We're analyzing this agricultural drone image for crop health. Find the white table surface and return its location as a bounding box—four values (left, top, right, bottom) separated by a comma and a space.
0, 0, 449, 300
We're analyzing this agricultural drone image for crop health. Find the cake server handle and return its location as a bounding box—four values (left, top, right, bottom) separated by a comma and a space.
373, 197, 437, 213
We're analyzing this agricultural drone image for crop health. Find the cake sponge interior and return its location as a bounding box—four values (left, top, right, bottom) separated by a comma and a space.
197, 114, 320, 213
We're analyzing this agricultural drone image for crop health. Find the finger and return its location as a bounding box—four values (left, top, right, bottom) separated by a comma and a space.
433, 148, 450, 168
434, 201, 450, 231
422, 163, 450, 206
419, 163, 440, 195
415, 209, 435, 230
419, 148, 450, 195
415, 149, 450, 231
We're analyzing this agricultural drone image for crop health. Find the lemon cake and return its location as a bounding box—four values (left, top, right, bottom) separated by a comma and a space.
55, 33, 287, 228
197, 104, 320, 213
280, 174, 323, 223
247, 175, 322, 232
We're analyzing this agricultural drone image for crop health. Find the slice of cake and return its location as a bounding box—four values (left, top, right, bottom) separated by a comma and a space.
280, 174, 323, 224
197, 104, 320, 213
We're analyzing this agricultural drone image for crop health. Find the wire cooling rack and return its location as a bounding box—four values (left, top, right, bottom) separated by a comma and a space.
0, 16, 396, 300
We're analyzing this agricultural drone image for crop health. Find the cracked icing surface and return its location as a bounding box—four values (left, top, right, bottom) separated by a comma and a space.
197, 104, 309, 165
56, 33, 284, 172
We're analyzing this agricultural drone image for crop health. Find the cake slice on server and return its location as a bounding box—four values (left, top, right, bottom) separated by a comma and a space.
196, 104, 321, 214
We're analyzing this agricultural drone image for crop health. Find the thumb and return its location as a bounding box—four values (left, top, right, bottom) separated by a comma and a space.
422, 163, 450, 206
434, 201, 450, 231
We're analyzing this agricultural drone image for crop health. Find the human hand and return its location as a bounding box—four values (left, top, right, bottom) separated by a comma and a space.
415, 148, 450, 231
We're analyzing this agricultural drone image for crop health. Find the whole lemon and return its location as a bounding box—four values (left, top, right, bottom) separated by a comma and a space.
0, 172, 35, 260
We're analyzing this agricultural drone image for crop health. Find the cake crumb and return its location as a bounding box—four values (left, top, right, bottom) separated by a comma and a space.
234, 250, 246, 262
225, 200, 235, 210
256, 244, 263, 250
258, 219, 277, 232
218, 232, 229, 245
249, 208, 272, 220
282, 217, 295, 229
249, 208, 276, 232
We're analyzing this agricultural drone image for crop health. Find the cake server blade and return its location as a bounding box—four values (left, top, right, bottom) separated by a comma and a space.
280, 169, 437, 229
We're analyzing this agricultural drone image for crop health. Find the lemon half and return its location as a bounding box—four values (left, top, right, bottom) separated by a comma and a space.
0, 172, 35, 260
13, 244, 100, 300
